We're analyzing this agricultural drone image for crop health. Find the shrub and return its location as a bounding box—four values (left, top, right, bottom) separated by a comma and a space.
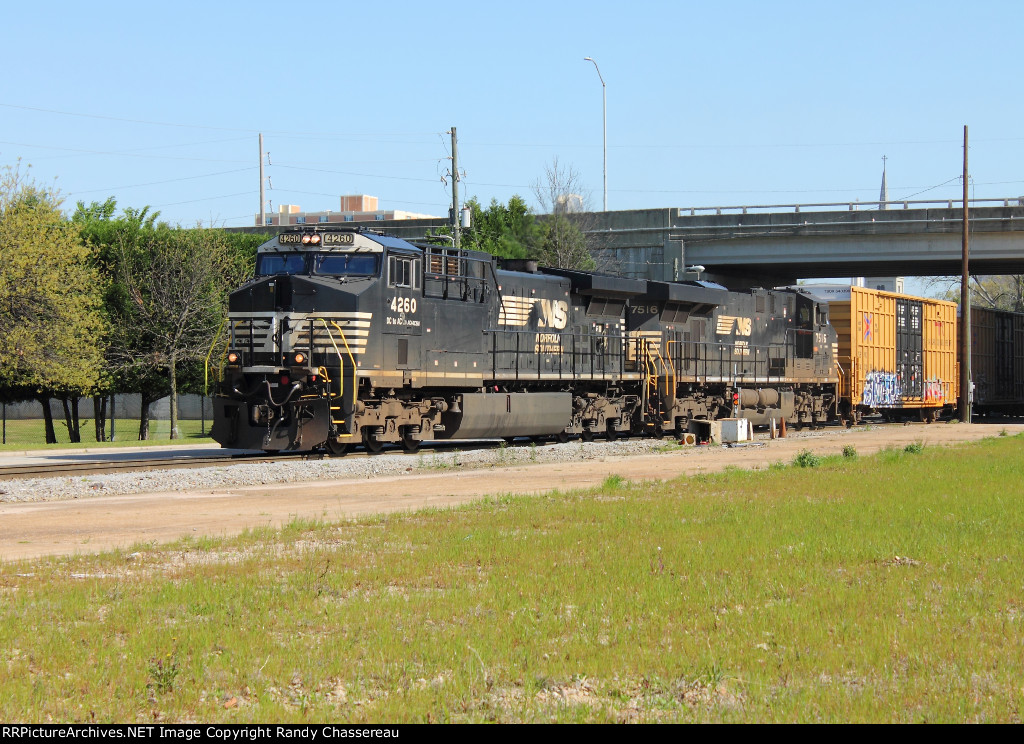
793, 450, 822, 468
842, 445, 857, 459
603, 474, 626, 490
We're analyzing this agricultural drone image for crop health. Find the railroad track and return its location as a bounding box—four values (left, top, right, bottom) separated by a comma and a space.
1, 418, 954, 482
0, 439, 513, 481
0, 453, 316, 482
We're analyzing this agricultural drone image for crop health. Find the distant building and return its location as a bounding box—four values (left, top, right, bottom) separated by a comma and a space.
554, 193, 584, 214
257, 195, 440, 227
865, 276, 904, 293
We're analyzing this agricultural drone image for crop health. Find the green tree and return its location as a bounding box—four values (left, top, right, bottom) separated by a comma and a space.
531, 158, 597, 270
74, 201, 258, 440
461, 196, 542, 258
430, 196, 542, 259
535, 213, 595, 271
115, 226, 247, 439
0, 163, 106, 442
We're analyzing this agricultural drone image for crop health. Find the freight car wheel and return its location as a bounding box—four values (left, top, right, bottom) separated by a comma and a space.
554, 431, 570, 444
605, 424, 618, 442
401, 434, 422, 454
581, 429, 595, 442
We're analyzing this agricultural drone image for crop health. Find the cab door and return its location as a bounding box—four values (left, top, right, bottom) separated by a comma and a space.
382, 252, 422, 373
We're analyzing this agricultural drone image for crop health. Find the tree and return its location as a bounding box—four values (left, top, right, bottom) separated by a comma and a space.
0, 163, 106, 442
458, 196, 542, 258
116, 227, 247, 438
531, 158, 597, 271
75, 201, 257, 440
927, 275, 1024, 312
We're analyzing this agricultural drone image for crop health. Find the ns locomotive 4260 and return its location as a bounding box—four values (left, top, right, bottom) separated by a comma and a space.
210, 228, 839, 453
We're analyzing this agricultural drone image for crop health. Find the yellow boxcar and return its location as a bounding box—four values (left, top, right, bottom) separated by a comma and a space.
828, 287, 958, 422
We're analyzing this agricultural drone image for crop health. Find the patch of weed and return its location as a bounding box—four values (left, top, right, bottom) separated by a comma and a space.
793, 449, 822, 468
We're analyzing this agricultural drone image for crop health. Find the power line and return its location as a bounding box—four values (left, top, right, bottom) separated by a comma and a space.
0, 139, 250, 165
66, 167, 257, 196
0, 102, 440, 139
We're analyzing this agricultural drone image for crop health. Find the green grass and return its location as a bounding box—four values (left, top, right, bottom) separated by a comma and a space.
0, 418, 214, 450
1, 435, 1023, 722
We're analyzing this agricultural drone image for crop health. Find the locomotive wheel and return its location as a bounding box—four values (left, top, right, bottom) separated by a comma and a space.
363, 433, 385, 454
326, 439, 350, 456
401, 433, 422, 454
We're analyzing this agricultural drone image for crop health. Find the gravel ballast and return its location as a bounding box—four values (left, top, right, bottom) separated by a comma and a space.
0, 436, 791, 504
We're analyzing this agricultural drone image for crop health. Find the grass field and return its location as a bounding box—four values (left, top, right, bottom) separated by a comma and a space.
0, 418, 214, 450
1, 436, 1022, 723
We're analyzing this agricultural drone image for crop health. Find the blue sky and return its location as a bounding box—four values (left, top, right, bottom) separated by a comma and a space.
2, 0, 1021, 231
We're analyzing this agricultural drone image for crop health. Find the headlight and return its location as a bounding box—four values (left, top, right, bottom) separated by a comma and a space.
227, 349, 242, 365
289, 350, 309, 367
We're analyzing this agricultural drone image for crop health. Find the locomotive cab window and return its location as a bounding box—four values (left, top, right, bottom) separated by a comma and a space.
388, 255, 420, 290
315, 253, 380, 277
256, 252, 307, 276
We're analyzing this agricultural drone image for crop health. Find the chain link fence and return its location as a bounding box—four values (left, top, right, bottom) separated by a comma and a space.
1, 395, 215, 447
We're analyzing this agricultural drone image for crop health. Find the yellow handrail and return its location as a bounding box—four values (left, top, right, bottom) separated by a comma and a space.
664, 339, 678, 394
653, 342, 672, 399
318, 318, 358, 436
203, 317, 229, 396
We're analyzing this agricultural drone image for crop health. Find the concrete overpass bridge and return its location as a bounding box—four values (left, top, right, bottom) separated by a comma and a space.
231, 197, 1024, 290
583, 197, 1024, 288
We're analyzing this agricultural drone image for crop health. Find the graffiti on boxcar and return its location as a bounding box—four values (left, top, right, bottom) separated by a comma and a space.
923, 378, 945, 404
862, 371, 901, 407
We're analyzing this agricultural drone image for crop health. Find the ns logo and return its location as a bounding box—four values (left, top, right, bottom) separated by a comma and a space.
716, 315, 753, 336
537, 299, 569, 329
500, 296, 569, 330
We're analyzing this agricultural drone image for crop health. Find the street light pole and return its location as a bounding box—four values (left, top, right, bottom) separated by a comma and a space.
583, 57, 607, 212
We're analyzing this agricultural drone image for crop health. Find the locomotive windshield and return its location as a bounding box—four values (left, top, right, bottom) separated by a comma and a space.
255, 252, 381, 277
315, 253, 379, 276
256, 252, 306, 275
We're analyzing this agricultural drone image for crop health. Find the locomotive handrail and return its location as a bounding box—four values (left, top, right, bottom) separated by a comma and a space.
318, 318, 358, 437
424, 246, 491, 302
664, 340, 678, 393
834, 361, 847, 400
484, 327, 635, 383
203, 318, 229, 396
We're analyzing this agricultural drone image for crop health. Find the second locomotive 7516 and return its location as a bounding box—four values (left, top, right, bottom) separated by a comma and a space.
211, 227, 838, 453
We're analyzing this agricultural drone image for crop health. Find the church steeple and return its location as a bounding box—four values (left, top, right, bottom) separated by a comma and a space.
879, 155, 889, 210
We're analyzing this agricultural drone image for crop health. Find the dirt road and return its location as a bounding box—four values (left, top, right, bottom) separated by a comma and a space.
2, 422, 1020, 562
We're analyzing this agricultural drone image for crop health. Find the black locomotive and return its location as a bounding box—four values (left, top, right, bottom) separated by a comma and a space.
211, 227, 839, 453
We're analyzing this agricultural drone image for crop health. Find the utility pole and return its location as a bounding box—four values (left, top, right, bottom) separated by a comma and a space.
960, 125, 972, 423
450, 127, 460, 249
259, 133, 266, 229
